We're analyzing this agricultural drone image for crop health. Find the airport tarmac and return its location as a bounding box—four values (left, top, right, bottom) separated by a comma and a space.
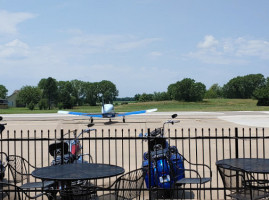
1, 111, 269, 132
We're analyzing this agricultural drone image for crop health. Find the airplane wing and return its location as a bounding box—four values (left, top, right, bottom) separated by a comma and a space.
58, 108, 157, 118
58, 111, 103, 118
117, 108, 157, 117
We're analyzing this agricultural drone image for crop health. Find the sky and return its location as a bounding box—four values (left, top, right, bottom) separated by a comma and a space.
1, 0, 269, 97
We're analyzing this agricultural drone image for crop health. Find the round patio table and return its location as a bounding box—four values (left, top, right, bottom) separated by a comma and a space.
216, 158, 269, 173
32, 163, 125, 199
32, 163, 125, 181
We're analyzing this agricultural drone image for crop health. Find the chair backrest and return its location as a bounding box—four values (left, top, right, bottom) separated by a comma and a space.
115, 168, 145, 200
217, 164, 246, 192
7, 155, 32, 183
0, 182, 22, 200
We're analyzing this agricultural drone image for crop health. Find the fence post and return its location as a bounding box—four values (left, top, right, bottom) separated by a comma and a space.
61, 129, 64, 165
235, 127, 239, 192
147, 128, 152, 200
235, 127, 239, 158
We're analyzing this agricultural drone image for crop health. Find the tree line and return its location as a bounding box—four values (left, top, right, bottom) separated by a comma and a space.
0, 73, 268, 110
0, 78, 118, 110
134, 74, 269, 106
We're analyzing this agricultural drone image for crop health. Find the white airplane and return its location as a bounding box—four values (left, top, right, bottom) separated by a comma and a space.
58, 103, 157, 123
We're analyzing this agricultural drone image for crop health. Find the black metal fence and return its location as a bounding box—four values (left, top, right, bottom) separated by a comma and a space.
0, 127, 268, 199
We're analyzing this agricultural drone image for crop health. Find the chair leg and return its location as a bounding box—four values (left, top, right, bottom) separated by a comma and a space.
182, 185, 185, 200
47, 192, 57, 200
224, 188, 227, 200
198, 184, 201, 200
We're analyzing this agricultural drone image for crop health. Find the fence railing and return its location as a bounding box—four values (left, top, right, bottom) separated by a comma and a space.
0, 127, 268, 199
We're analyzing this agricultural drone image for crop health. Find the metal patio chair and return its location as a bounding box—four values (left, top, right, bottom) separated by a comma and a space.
173, 154, 212, 199
0, 181, 53, 200
7, 155, 56, 198
217, 164, 269, 200
96, 168, 145, 200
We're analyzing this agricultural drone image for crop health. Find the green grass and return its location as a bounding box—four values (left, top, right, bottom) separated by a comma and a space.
114, 99, 269, 112
1, 99, 269, 114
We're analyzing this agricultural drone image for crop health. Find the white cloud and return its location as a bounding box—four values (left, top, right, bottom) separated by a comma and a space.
235, 39, 269, 59
69, 34, 121, 47
114, 38, 161, 51
0, 39, 29, 59
68, 34, 161, 53
197, 35, 219, 49
149, 51, 163, 57
187, 35, 269, 64
0, 10, 35, 35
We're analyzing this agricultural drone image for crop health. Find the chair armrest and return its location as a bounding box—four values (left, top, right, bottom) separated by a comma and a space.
94, 174, 123, 192
94, 180, 117, 191
27, 162, 38, 170
174, 159, 212, 181
7, 163, 32, 177
183, 159, 212, 178
174, 166, 201, 180
7, 155, 38, 170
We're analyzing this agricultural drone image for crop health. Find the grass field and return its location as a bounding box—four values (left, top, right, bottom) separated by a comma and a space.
1, 99, 269, 114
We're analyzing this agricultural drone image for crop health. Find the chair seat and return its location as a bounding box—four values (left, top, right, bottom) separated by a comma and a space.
20, 180, 54, 189
97, 168, 144, 200
176, 177, 211, 184
98, 193, 117, 200
229, 189, 269, 200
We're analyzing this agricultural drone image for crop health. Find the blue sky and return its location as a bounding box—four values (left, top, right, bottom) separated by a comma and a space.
1, 0, 269, 97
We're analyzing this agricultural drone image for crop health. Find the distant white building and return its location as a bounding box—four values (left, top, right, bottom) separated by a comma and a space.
7, 90, 20, 107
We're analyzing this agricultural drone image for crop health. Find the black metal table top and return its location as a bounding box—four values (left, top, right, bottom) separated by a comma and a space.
32, 163, 125, 181
216, 158, 269, 173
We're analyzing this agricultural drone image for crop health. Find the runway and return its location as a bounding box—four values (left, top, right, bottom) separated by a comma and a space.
1, 111, 269, 132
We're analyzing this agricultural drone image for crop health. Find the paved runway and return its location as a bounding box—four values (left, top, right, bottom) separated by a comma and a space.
1, 111, 269, 132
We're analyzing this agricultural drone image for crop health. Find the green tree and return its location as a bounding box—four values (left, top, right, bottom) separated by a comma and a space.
97, 80, 119, 103
17, 86, 42, 110
70, 79, 85, 106
168, 78, 206, 102
189, 81, 206, 101
84, 82, 98, 106
57, 81, 75, 109
244, 74, 266, 96
253, 77, 269, 106
38, 99, 48, 110
223, 74, 265, 99
134, 94, 141, 102
205, 84, 223, 99
153, 92, 169, 101
138, 93, 154, 102
38, 77, 58, 109
167, 83, 177, 100
0, 85, 8, 99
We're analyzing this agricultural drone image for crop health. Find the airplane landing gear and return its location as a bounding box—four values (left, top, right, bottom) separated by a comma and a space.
90, 117, 93, 123
123, 117, 125, 123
